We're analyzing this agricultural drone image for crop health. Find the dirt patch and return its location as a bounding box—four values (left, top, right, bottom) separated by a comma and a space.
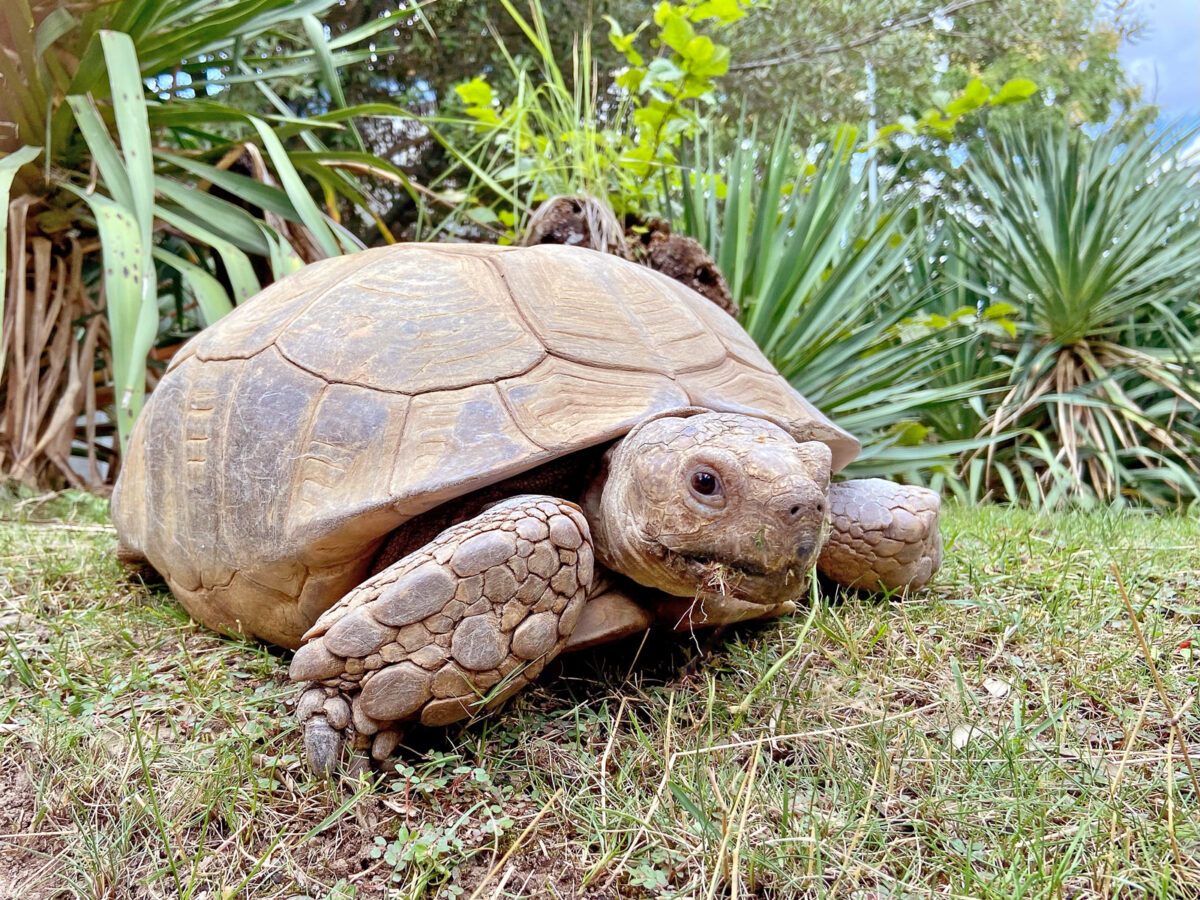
0, 763, 62, 899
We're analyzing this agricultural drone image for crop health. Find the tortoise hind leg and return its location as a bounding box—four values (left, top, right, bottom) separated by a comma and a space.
816, 478, 942, 592
289, 495, 594, 774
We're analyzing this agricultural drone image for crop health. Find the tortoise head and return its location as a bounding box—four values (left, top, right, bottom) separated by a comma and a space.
586, 412, 832, 612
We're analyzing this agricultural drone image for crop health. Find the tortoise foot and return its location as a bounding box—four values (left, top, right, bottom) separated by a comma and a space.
295, 684, 404, 774
289, 495, 594, 769
817, 478, 942, 592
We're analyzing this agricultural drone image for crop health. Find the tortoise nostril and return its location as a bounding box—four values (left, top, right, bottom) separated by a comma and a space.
789, 505, 801, 517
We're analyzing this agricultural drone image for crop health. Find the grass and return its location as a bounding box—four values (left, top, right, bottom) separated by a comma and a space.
1, 489, 1197, 899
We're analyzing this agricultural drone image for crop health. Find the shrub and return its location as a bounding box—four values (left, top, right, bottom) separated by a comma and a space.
948, 122, 1200, 506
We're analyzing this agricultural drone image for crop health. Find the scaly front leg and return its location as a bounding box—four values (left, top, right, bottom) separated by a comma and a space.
816, 478, 942, 592
289, 495, 594, 773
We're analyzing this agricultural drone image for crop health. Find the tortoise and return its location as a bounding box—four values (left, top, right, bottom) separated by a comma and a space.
112, 242, 942, 772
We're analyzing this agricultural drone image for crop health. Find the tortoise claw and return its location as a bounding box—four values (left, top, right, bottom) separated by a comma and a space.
303, 716, 343, 776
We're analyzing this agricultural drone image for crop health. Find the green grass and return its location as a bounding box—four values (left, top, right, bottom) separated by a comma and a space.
1, 490, 1197, 898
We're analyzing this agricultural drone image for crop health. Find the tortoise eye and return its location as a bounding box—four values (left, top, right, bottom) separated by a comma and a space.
691, 471, 719, 496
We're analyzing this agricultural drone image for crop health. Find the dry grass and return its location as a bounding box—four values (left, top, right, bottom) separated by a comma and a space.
1, 489, 1197, 899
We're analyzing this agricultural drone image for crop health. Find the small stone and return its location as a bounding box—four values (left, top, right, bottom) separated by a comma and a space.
443, 600, 466, 620
396, 622, 432, 652
433, 545, 454, 564
344, 657, 365, 675
516, 518, 548, 541
483, 565, 518, 602
511, 613, 559, 659
374, 562, 456, 626
289, 642, 346, 681
426, 615, 454, 634
295, 688, 326, 722
465, 599, 491, 617
450, 532, 517, 577
323, 608, 395, 659
551, 566, 578, 597
323, 697, 350, 731
420, 696, 473, 727
516, 539, 534, 558
548, 515, 582, 549
352, 696, 381, 736
500, 600, 526, 632
359, 663, 432, 720
380, 643, 405, 663
455, 575, 483, 605
528, 544, 559, 578
558, 549, 577, 565
411, 644, 446, 670
451, 615, 508, 671
537, 501, 560, 517
364, 653, 383, 671
508, 557, 528, 582
371, 730, 401, 760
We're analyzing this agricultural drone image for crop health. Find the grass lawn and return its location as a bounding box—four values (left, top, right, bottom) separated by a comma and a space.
0, 491, 1197, 899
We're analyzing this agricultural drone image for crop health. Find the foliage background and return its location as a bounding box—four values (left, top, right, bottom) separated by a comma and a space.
1, 0, 1197, 507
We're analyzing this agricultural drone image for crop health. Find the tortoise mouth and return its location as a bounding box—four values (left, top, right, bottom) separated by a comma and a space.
654, 544, 808, 605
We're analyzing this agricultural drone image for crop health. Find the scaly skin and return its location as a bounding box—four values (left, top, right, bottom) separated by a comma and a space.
816, 478, 942, 591
291, 495, 592, 773
290, 413, 942, 772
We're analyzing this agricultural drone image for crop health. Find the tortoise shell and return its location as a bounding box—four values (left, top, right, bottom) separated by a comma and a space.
112, 243, 859, 647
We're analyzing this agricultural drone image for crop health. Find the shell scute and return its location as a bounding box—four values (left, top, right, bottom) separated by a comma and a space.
113, 243, 857, 649
278, 248, 545, 393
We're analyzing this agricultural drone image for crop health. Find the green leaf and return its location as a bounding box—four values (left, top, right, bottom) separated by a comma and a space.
33, 7, 76, 58
0, 146, 43, 371
99, 31, 154, 259
658, 9, 696, 53
258, 224, 306, 279
692, 0, 745, 23
66, 95, 134, 211
945, 78, 990, 116
61, 185, 155, 452
153, 176, 273, 255
156, 152, 302, 221
152, 248, 234, 326
991, 78, 1038, 105
155, 204, 262, 303
455, 76, 494, 111
249, 116, 340, 258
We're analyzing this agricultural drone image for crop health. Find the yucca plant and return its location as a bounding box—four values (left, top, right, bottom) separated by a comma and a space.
952, 123, 1200, 507
676, 122, 999, 480
0, 0, 423, 488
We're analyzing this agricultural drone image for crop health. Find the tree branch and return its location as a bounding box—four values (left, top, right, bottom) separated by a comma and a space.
729, 0, 1000, 72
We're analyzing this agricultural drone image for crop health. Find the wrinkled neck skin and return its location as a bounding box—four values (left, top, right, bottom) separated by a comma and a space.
582, 411, 832, 620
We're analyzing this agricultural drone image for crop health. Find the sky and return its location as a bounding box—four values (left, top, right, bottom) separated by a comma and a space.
1118, 0, 1200, 120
